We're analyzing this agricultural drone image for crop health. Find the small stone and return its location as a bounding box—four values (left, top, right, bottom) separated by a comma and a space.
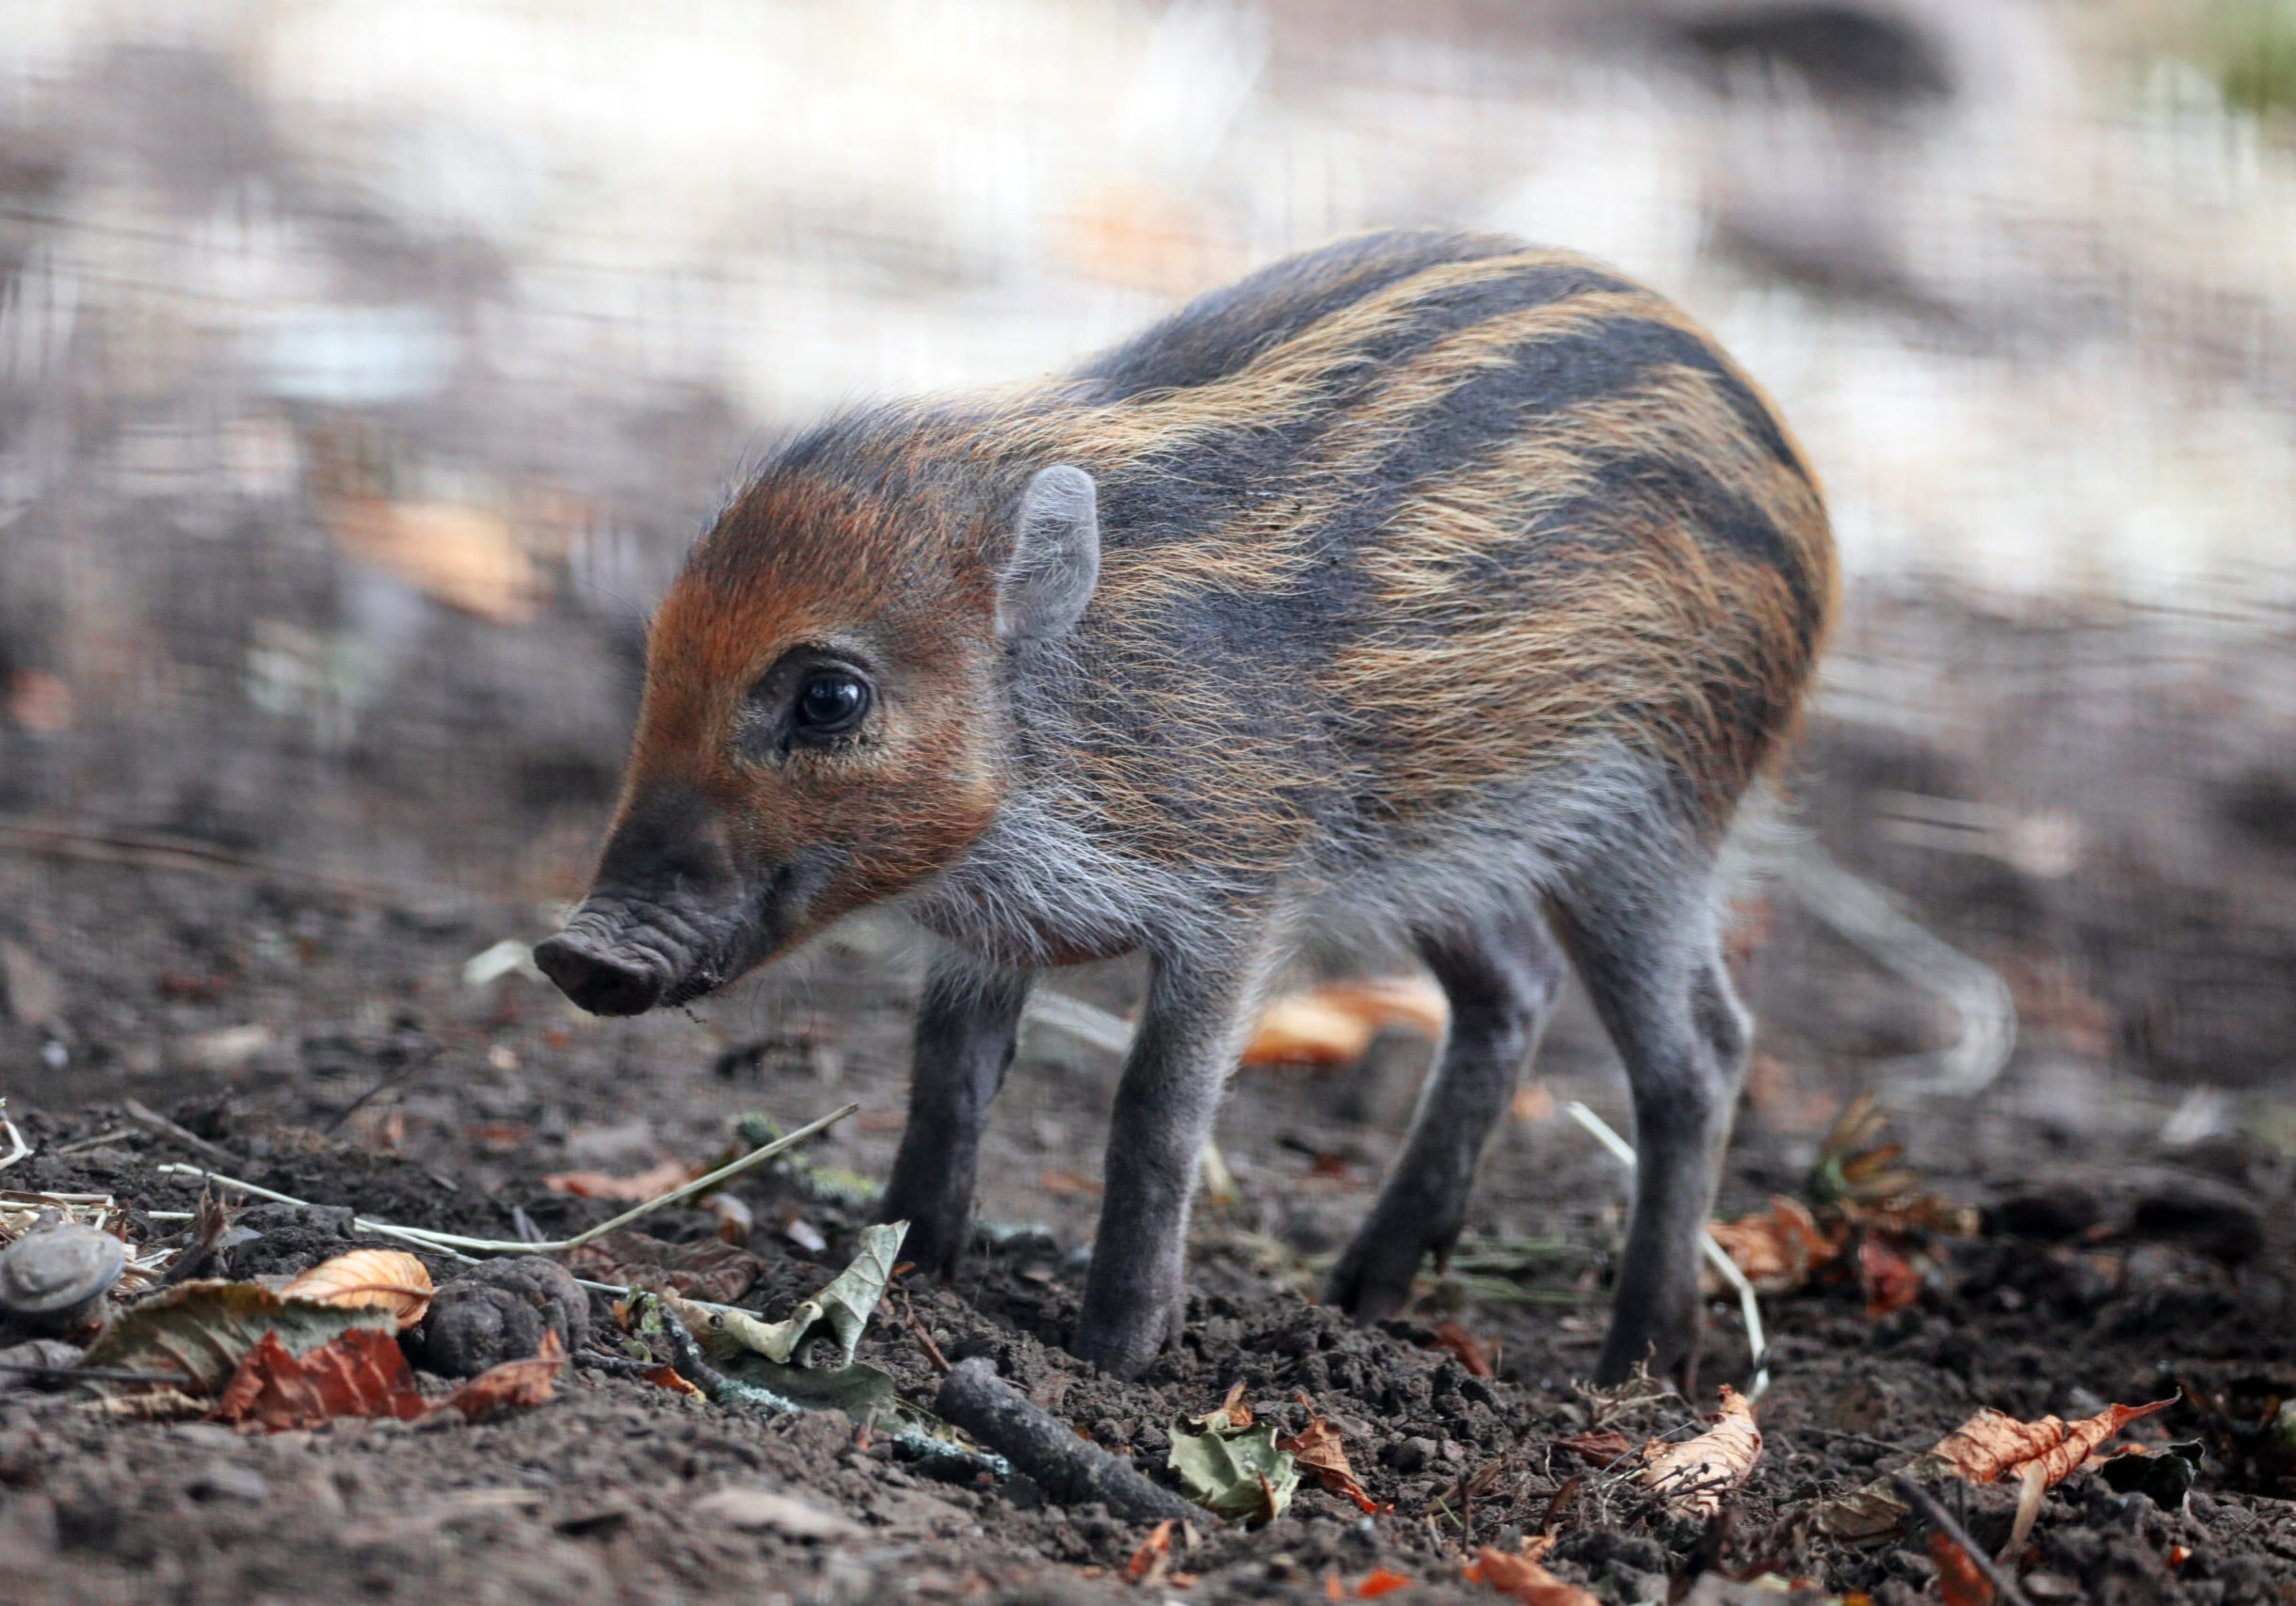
186, 1463, 269, 1503
692, 1486, 861, 1539
0, 1221, 124, 1329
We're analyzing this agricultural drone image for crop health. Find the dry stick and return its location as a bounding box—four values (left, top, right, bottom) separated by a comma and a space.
0, 1360, 189, 1385
154, 1102, 859, 1258
120, 1100, 242, 1170
936, 1357, 1200, 1527
44, 1129, 138, 1158
895, 1288, 951, 1374
1889, 1474, 2036, 1606
0, 1101, 29, 1174
0, 817, 396, 904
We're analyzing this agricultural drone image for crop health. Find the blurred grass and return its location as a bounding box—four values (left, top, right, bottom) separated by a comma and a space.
2212, 0, 2296, 116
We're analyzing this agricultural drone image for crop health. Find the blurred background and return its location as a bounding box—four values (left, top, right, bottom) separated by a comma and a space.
0, 0, 2292, 1180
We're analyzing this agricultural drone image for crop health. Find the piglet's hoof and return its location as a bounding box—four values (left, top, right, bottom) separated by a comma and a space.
403, 1256, 589, 1378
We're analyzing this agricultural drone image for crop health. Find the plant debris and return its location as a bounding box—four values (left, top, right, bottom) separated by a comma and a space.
1640, 1386, 1763, 1520
1276, 1397, 1382, 1514
279, 1248, 433, 1329
1168, 1383, 1301, 1526
1240, 976, 1448, 1068
1815, 1397, 2177, 1544
562, 1231, 764, 1302
541, 1159, 696, 1201
1463, 1536, 1600, 1606
74, 1281, 399, 1398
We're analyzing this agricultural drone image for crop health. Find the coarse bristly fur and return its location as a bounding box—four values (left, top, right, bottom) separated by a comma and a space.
534, 228, 1837, 1385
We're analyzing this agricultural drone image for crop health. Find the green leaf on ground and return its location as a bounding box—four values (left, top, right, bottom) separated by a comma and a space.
1168, 1412, 1300, 1525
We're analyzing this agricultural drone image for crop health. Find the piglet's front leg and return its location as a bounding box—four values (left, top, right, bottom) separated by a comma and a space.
1070, 938, 1268, 1379
876, 954, 1032, 1276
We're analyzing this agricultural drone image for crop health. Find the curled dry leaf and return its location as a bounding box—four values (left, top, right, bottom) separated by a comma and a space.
562, 1231, 763, 1303
280, 1249, 434, 1331
1857, 1235, 1922, 1318
642, 1363, 706, 1402
1125, 1518, 1175, 1585
1553, 1429, 1635, 1469
540, 1159, 696, 1201
1276, 1398, 1382, 1514
1192, 1382, 1251, 1434
1241, 977, 1449, 1068
447, 1328, 564, 1421
1464, 1536, 1600, 1606
1429, 1319, 1494, 1378
207, 1323, 568, 1433
213, 1327, 428, 1431
1640, 1386, 1762, 1520
1929, 1531, 1996, 1606
1814, 1396, 2177, 1545
1932, 1398, 2176, 1487
1709, 1196, 1840, 1294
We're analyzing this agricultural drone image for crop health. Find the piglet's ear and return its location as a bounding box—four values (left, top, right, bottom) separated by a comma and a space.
996, 464, 1099, 645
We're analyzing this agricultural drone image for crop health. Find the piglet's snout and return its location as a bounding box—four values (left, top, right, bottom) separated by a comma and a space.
533, 922, 668, 1016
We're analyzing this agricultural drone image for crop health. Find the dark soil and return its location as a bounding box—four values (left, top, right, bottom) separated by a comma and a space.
0, 839, 2292, 1606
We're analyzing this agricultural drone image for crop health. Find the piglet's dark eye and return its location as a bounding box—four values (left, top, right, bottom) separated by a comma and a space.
793, 672, 869, 735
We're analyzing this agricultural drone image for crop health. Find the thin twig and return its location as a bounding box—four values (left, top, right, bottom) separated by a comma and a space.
155, 1102, 859, 1256
0, 816, 396, 904
0, 1101, 30, 1175
0, 1360, 186, 1385
120, 1100, 241, 1169
43, 1129, 138, 1158
1889, 1474, 2036, 1606
893, 1287, 950, 1374
323, 1038, 442, 1136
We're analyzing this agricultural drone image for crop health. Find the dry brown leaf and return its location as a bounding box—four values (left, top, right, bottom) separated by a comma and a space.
1708, 1196, 1841, 1294
540, 1159, 695, 1201
1038, 1169, 1103, 1198
641, 1364, 705, 1402
1639, 1386, 1762, 1519
445, 1329, 564, 1421
1930, 1531, 1996, 1606
1241, 977, 1449, 1068
281, 1249, 434, 1331
1464, 1536, 1600, 1606
327, 499, 544, 625
1553, 1429, 1635, 1469
1857, 1235, 1922, 1318
1193, 1382, 1251, 1434
562, 1232, 763, 1303
1813, 1396, 2178, 1545
1125, 1518, 1175, 1584
1276, 1399, 1381, 1514
212, 1327, 429, 1432
1241, 995, 1378, 1068
1931, 1398, 2176, 1488
1429, 1319, 1494, 1378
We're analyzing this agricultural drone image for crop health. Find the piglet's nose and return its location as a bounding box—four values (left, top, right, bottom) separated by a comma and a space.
533, 933, 666, 1017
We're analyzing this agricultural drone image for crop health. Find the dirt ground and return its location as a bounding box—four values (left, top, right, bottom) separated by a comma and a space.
1, 746, 2293, 1606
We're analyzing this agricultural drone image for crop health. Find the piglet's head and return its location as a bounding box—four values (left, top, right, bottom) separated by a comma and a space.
535, 462, 1098, 1016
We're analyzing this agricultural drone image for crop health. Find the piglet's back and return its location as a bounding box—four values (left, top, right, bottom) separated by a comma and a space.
986, 230, 1834, 861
